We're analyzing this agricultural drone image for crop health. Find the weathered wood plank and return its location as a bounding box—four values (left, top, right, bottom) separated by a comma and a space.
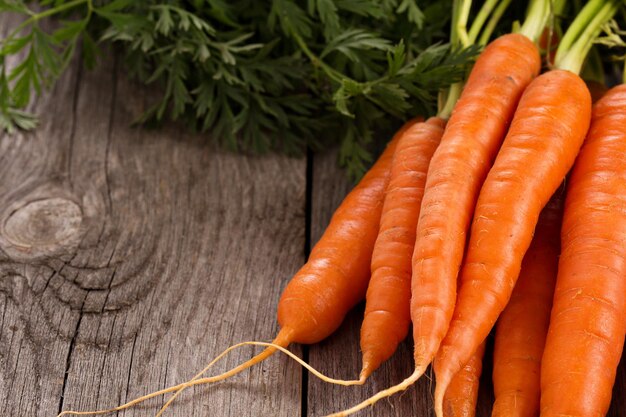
0, 15, 305, 417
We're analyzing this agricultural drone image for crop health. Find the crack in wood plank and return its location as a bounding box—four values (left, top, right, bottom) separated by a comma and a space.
58, 295, 86, 414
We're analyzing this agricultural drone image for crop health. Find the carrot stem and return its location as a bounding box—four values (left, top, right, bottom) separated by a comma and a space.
439, 82, 463, 119
519, 0, 550, 42
477, 0, 513, 46
2, 0, 91, 47
453, 0, 472, 48
555, 0, 618, 74
467, 0, 500, 44
554, 0, 603, 59
439, 0, 475, 118
553, 0, 568, 15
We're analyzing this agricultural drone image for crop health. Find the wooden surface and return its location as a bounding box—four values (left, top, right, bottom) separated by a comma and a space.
1, 15, 626, 417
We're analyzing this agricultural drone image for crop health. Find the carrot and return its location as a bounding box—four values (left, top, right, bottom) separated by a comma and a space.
357, 0, 513, 383
433, 68, 591, 417
540, 84, 626, 417
56, 119, 417, 417
491, 191, 563, 417
359, 116, 446, 379
432, 1, 619, 413
412, 28, 540, 374
274, 118, 413, 346
411, 30, 539, 378
325, 28, 541, 417
443, 341, 486, 417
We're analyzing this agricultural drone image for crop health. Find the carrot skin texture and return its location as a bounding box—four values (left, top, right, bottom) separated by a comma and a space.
540, 85, 626, 417
411, 33, 540, 367
491, 192, 563, 417
360, 117, 445, 379
278, 120, 416, 345
443, 341, 486, 417
434, 69, 592, 415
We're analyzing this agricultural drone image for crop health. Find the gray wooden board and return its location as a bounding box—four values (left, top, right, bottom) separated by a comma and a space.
0, 13, 304, 417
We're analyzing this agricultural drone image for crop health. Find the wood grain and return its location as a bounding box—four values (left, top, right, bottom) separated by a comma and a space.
0, 14, 305, 417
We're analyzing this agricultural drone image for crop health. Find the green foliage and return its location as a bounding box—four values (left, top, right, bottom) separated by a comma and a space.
0, 0, 478, 178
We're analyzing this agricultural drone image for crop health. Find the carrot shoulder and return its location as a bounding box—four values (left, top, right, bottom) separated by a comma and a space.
360, 117, 445, 379
433, 69, 591, 417
540, 84, 626, 417
491, 191, 563, 417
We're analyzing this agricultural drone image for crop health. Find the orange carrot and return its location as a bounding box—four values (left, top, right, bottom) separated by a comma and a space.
56, 120, 417, 417
325, 33, 540, 417
540, 84, 626, 417
433, 0, 619, 411
275, 120, 411, 346
491, 191, 563, 417
411, 32, 539, 381
443, 341, 486, 417
359, 116, 445, 379
432, 69, 591, 417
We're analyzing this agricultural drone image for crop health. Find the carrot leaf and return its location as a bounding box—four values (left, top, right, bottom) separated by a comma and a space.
0, 0, 479, 179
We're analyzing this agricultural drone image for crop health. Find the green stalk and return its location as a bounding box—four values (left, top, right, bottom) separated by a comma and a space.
555, 1, 619, 74
478, 0, 513, 46
455, 0, 472, 48
450, 0, 461, 46
438, 0, 473, 119
290, 31, 345, 84
467, 0, 499, 44
519, 0, 550, 42
552, 0, 568, 15
542, 0, 568, 66
3, 0, 90, 47
554, 0, 605, 64
439, 82, 463, 119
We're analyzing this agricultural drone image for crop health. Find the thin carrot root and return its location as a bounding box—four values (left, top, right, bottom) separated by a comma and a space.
324, 366, 425, 417
155, 341, 365, 416
154, 341, 278, 417
434, 374, 451, 417
57, 340, 364, 417
56, 341, 254, 417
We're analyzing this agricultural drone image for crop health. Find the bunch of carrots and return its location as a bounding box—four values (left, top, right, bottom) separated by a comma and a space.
59, 0, 626, 416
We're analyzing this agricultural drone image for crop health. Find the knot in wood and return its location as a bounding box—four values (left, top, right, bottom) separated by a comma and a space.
2, 197, 83, 255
